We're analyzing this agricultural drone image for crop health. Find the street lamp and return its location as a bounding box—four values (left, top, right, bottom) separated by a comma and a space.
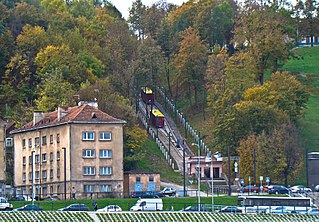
192, 143, 200, 212
62, 147, 66, 200
206, 152, 214, 212
31, 149, 35, 206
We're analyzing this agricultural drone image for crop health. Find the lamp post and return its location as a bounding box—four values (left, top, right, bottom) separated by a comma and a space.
62, 147, 66, 200
211, 154, 214, 212
31, 149, 35, 206
192, 143, 200, 212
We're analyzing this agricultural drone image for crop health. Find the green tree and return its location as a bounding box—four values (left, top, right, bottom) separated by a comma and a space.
35, 67, 75, 112
173, 27, 208, 107
128, 0, 146, 39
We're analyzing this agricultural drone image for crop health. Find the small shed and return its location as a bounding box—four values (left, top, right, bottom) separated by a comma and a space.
124, 169, 160, 197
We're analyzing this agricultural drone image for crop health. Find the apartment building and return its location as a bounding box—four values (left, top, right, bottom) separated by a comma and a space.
10, 102, 126, 199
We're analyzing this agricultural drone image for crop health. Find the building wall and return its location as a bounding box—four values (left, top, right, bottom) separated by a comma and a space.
13, 124, 70, 198
13, 122, 124, 199
125, 173, 160, 193
70, 123, 124, 199
0, 124, 5, 194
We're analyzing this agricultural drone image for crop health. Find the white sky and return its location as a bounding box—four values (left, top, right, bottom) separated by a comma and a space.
111, 0, 187, 19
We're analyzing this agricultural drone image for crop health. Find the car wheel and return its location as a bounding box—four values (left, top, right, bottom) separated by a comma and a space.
275, 191, 279, 194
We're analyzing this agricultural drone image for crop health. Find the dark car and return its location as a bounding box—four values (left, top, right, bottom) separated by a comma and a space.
268, 185, 290, 194
218, 206, 242, 213
240, 185, 260, 193
130, 191, 163, 198
57, 204, 89, 211
14, 205, 43, 211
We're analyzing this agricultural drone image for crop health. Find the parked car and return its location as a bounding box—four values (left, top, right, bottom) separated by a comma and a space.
240, 185, 260, 193
97, 205, 122, 212
180, 205, 210, 212
57, 204, 89, 211
314, 185, 319, 192
130, 191, 162, 198
44, 195, 60, 201
0, 197, 13, 211
269, 206, 289, 214
14, 205, 42, 211
307, 208, 319, 215
268, 185, 290, 194
290, 185, 312, 193
160, 187, 176, 197
218, 206, 242, 213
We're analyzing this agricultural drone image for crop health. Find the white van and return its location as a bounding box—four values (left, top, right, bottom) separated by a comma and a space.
130, 198, 163, 211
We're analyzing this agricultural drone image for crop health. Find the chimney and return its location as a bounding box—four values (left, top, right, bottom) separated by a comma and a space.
33, 111, 44, 126
58, 106, 68, 121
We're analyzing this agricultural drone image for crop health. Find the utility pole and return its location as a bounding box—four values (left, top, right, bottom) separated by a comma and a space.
228, 145, 231, 196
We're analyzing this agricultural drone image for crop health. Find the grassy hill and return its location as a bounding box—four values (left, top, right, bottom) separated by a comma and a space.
281, 47, 319, 152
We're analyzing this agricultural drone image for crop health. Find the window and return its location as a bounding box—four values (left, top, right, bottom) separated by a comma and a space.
50, 152, 53, 162
149, 175, 154, 182
42, 136, 47, 145
29, 156, 32, 165
82, 132, 95, 141
35, 154, 40, 164
99, 132, 111, 141
42, 187, 47, 197
57, 151, 60, 161
50, 169, 53, 178
42, 153, 47, 162
82, 149, 95, 158
57, 185, 61, 194
42, 170, 47, 179
136, 176, 141, 183
50, 135, 53, 144
100, 185, 111, 192
23, 156, 26, 166
50, 186, 53, 195
22, 173, 26, 182
57, 133, 60, 143
35, 171, 40, 179
57, 168, 60, 178
22, 139, 26, 148
29, 172, 32, 181
100, 150, 112, 158
28, 138, 32, 148
83, 167, 95, 175
84, 185, 95, 192
100, 167, 112, 175
35, 137, 40, 147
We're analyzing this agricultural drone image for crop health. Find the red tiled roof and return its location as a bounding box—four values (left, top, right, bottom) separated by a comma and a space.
11, 104, 126, 133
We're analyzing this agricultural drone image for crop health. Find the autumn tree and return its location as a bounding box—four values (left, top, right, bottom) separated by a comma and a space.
256, 122, 303, 186
173, 27, 208, 107
233, 1, 293, 84
128, 0, 146, 39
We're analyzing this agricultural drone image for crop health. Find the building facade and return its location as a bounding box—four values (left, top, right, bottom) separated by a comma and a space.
11, 102, 126, 199
124, 170, 160, 197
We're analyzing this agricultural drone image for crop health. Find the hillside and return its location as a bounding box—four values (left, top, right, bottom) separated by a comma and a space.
282, 47, 319, 152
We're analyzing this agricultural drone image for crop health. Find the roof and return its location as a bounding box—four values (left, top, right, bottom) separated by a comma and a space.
151, 109, 164, 117
11, 104, 126, 134
142, 87, 153, 95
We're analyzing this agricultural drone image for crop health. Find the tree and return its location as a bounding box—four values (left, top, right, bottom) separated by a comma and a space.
128, 0, 146, 39
173, 27, 208, 107
233, 1, 292, 84
35, 67, 75, 112
256, 122, 303, 186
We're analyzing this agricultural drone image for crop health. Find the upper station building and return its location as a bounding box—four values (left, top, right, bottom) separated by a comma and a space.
10, 102, 126, 199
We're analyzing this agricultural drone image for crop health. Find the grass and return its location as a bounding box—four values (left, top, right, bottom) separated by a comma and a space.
137, 140, 183, 185
10, 196, 238, 211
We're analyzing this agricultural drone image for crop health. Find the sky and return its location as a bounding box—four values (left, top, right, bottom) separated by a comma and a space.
111, 0, 187, 19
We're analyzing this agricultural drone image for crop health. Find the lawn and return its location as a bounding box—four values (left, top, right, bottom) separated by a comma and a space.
10, 196, 238, 211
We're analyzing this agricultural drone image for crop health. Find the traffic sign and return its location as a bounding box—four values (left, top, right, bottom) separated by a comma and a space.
266, 177, 270, 183
260, 176, 263, 181
234, 162, 238, 167
240, 179, 244, 184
